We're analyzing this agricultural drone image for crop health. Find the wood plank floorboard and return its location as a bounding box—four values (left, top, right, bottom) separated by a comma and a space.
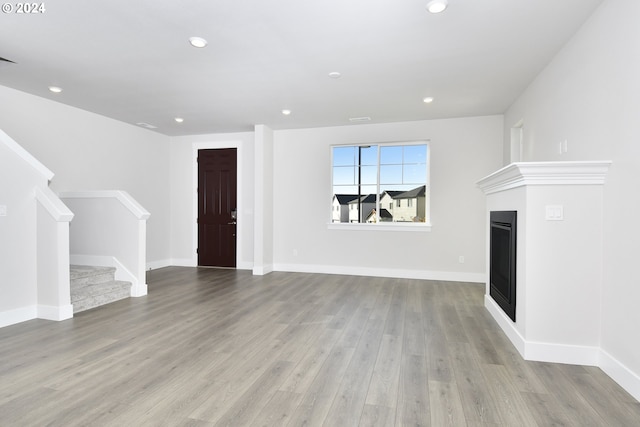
0, 266, 638, 426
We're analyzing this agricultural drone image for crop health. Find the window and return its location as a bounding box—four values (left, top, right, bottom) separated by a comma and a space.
331, 142, 429, 226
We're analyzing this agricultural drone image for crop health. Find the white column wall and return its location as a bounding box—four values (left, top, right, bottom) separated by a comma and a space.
253, 125, 274, 275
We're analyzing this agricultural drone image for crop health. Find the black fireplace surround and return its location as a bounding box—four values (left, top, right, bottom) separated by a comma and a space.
490, 211, 517, 322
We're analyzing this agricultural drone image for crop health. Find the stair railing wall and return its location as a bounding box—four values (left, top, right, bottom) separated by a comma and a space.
35, 187, 74, 320
0, 128, 74, 326
59, 191, 150, 297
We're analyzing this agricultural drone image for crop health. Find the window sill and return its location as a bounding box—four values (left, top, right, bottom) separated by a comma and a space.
327, 222, 432, 232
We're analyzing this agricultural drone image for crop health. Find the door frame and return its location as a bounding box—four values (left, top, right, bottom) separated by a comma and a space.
191, 141, 244, 268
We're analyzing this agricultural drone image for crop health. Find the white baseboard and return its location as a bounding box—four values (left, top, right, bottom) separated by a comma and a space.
168, 258, 197, 267
0, 305, 37, 328
485, 294, 639, 402
524, 341, 600, 366
157, 259, 252, 270
600, 349, 640, 402
253, 264, 274, 276
272, 263, 485, 283
146, 259, 173, 270
1, 304, 74, 328
485, 295, 599, 365
130, 284, 148, 297
484, 295, 526, 356
38, 304, 73, 321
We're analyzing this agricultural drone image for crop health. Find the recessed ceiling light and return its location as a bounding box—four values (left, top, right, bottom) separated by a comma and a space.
174, 117, 184, 123
328, 71, 341, 79
282, 109, 291, 116
426, 0, 448, 14
48, 86, 62, 93
423, 96, 434, 103
188, 37, 208, 48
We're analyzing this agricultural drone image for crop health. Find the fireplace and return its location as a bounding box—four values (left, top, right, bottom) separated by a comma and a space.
479, 162, 611, 367
490, 211, 517, 321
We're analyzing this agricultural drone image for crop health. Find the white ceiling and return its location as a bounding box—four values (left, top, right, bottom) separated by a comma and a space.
0, 0, 603, 136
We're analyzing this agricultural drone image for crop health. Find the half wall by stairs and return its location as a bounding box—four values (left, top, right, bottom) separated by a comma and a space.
70, 265, 131, 313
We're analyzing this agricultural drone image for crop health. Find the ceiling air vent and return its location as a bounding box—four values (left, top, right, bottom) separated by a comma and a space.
349, 117, 371, 123
136, 122, 158, 129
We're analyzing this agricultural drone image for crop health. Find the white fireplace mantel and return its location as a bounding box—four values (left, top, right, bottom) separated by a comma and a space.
477, 161, 612, 194
477, 160, 612, 367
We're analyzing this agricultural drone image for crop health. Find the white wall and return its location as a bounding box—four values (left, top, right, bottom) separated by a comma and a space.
0, 141, 41, 322
503, 0, 640, 398
0, 85, 171, 265
272, 116, 504, 281
169, 132, 255, 269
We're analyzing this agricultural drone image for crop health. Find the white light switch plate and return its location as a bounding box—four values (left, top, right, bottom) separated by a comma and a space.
545, 205, 563, 221
0, 205, 6, 217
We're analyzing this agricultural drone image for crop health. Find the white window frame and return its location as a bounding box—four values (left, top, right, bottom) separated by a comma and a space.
328, 140, 431, 232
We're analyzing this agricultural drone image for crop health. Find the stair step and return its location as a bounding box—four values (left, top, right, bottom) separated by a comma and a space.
71, 279, 131, 301
70, 265, 116, 286
70, 265, 132, 314
72, 281, 131, 313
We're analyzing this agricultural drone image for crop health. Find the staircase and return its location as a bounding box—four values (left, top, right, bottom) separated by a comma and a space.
70, 265, 132, 313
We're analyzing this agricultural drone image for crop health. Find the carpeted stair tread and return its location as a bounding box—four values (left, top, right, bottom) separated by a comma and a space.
71, 280, 131, 300
70, 265, 115, 279
72, 286, 131, 313
70, 265, 131, 314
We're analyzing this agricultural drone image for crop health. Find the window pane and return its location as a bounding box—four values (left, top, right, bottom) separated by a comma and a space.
361, 185, 377, 195
360, 145, 378, 166
333, 146, 356, 166
380, 165, 402, 184
380, 146, 402, 164
404, 145, 427, 163
361, 165, 377, 185
403, 164, 426, 184
331, 142, 429, 225
333, 166, 355, 185
381, 184, 415, 192
333, 185, 357, 195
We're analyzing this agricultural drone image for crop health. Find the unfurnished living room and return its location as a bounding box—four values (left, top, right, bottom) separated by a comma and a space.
1, 0, 639, 425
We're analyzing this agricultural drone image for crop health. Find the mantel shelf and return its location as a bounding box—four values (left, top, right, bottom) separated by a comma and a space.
477, 161, 612, 195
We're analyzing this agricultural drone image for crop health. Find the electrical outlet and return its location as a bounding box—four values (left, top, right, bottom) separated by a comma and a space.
0, 205, 6, 217
458, 255, 465, 264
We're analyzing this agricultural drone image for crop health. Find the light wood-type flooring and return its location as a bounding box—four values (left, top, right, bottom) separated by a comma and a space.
1, 267, 639, 426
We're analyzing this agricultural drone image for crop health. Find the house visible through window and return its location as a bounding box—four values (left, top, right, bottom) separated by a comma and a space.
331, 142, 429, 225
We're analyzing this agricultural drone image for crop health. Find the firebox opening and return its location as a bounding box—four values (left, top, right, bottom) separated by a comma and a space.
490, 210, 517, 322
